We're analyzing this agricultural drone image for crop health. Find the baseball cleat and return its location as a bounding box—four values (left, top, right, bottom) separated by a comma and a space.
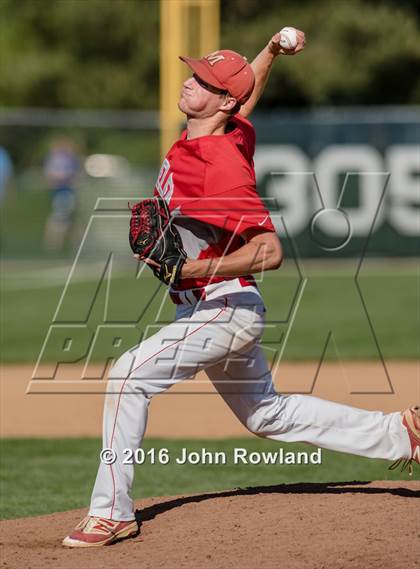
62, 516, 139, 547
389, 405, 420, 475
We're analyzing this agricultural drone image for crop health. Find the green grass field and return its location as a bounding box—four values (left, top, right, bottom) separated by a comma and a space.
1, 262, 418, 362
1, 437, 417, 520
1, 187, 418, 362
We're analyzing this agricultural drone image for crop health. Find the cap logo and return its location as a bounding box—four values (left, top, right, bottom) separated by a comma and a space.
205, 52, 225, 66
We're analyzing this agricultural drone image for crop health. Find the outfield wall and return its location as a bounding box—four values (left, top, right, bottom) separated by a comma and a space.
1, 106, 418, 260
253, 107, 420, 258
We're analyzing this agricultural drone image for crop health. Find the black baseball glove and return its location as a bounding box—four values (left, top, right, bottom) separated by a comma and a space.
129, 197, 187, 286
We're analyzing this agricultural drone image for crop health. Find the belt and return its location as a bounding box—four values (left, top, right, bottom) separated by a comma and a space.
169, 276, 257, 305
169, 288, 207, 305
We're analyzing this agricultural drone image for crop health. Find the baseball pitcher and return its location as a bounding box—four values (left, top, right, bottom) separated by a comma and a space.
63, 29, 419, 547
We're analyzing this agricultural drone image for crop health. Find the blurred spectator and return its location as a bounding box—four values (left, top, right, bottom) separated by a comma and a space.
43, 137, 80, 251
0, 146, 13, 203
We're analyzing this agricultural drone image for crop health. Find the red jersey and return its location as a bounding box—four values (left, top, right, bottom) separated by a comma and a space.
153, 113, 275, 291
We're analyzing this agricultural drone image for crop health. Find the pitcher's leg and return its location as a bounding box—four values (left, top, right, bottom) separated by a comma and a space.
206, 344, 411, 461
90, 298, 260, 520
89, 350, 154, 521
260, 393, 410, 460
89, 346, 158, 521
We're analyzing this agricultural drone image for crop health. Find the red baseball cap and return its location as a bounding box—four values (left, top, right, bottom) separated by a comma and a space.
179, 49, 255, 104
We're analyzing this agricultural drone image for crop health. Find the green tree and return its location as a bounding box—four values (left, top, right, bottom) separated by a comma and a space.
0, 0, 159, 108
221, 0, 420, 106
0, 0, 419, 108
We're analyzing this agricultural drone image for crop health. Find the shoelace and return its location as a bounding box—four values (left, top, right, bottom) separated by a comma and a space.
82, 516, 116, 535
388, 458, 414, 476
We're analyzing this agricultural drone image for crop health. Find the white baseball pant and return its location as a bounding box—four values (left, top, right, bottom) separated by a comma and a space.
88, 289, 411, 521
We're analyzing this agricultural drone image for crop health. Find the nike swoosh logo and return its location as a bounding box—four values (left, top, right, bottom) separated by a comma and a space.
258, 215, 269, 226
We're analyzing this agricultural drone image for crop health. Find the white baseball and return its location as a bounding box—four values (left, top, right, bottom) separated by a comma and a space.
279, 27, 298, 50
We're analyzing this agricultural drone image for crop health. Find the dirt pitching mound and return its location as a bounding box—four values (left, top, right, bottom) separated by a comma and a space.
1, 481, 419, 569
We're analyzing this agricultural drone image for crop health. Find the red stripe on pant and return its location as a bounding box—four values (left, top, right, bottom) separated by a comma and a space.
107, 299, 228, 519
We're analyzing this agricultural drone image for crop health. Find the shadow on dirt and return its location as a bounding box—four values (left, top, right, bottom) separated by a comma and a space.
136, 480, 419, 525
